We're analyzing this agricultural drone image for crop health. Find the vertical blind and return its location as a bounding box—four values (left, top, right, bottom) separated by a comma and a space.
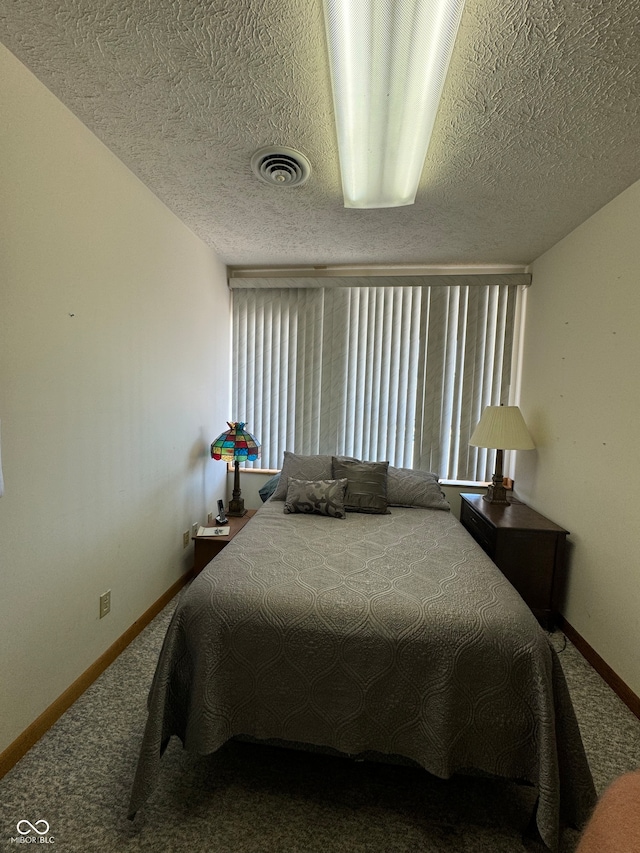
232, 284, 518, 480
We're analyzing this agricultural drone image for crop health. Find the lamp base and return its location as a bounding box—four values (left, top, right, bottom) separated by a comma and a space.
227, 497, 247, 517
482, 481, 510, 505
227, 459, 247, 516
482, 448, 511, 505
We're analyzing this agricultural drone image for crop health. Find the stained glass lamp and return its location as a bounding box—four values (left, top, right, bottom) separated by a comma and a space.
211, 422, 261, 517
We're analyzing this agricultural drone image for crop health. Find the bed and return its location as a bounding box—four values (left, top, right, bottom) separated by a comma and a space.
129, 456, 595, 849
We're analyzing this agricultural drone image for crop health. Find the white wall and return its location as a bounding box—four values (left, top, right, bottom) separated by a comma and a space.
0, 46, 231, 753
516, 177, 640, 696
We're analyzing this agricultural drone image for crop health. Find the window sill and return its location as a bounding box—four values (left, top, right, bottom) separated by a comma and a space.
226, 464, 280, 475
440, 478, 513, 489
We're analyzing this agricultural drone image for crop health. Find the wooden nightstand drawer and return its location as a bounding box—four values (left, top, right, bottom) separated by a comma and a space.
460, 500, 496, 555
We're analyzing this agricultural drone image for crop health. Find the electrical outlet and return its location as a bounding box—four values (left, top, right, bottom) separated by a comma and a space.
191, 522, 199, 538
183, 530, 190, 548
99, 590, 111, 619
207, 512, 214, 524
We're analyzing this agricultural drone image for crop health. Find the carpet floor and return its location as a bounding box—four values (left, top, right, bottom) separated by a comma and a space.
2, 598, 640, 852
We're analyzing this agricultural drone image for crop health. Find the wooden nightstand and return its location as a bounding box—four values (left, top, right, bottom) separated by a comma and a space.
192, 509, 257, 576
459, 493, 568, 628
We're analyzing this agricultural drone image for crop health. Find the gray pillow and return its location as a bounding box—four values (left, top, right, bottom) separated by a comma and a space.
283, 478, 348, 519
272, 452, 353, 500
331, 458, 389, 514
386, 466, 450, 510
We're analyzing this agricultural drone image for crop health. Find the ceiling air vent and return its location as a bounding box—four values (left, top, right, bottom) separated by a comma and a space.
251, 147, 311, 188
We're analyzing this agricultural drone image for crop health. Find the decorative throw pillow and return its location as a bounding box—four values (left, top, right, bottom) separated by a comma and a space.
271, 452, 335, 500
331, 458, 389, 514
386, 466, 450, 510
283, 478, 348, 519
259, 473, 281, 502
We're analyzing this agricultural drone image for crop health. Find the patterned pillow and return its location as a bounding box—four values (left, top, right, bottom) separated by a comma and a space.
331, 458, 389, 514
283, 478, 348, 519
386, 466, 450, 510
271, 452, 335, 500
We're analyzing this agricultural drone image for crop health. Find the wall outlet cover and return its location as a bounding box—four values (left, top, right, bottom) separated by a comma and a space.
99, 590, 111, 619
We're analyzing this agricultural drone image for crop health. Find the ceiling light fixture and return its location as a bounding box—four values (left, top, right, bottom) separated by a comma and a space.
322, 0, 466, 209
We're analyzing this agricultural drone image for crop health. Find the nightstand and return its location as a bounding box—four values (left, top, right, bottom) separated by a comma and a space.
459, 493, 568, 628
192, 509, 257, 576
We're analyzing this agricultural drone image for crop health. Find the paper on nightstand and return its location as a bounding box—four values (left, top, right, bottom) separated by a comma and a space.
197, 526, 230, 537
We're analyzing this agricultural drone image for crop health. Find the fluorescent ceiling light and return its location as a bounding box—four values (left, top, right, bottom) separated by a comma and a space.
322, 0, 466, 209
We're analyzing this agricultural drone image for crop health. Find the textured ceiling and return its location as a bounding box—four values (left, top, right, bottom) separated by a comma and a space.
2, 0, 640, 268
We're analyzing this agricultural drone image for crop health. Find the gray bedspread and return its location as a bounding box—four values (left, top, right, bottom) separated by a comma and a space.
129, 501, 595, 849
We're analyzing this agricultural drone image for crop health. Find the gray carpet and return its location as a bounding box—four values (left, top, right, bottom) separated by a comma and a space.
2, 598, 640, 852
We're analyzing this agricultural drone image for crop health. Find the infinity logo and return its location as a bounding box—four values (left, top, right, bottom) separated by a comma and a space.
17, 820, 50, 835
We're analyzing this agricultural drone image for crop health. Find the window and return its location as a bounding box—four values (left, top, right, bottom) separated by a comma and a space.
232, 283, 519, 480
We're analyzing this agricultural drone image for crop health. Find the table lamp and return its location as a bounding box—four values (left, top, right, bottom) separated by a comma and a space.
469, 405, 535, 505
211, 422, 260, 517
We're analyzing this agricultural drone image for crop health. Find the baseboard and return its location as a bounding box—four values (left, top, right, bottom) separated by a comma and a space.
0, 571, 191, 780
558, 616, 640, 721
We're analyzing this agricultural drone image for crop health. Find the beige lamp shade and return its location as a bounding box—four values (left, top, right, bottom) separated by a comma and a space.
469, 406, 535, 450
